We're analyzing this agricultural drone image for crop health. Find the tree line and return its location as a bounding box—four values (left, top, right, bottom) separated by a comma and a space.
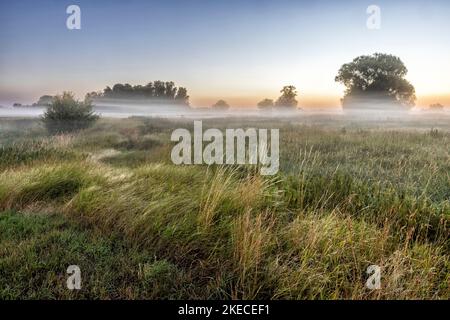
86, 81, 190, 106
28, 53, 447, 111
256, 85, 299, 110
38, 53, 448, 135
16, 53, 450, 112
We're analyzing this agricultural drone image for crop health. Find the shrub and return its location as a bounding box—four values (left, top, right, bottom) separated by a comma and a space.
212, 100, 230, 110
42, 92, 99, 134
257, 99, 274, 110
429, 103, 444, 110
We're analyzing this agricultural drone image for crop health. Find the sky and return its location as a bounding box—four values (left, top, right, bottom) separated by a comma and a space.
1, 0, 450, 108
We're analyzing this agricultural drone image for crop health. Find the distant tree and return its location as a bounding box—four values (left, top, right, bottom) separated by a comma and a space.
275, 86, 298, 108
257, 99, 274, 109
13, 103, 22, 107
42, 92, 99, 134
103, 86, 112, 97
144, 82, 154, 98
35, 95, 55, 106
94, 81, 190, 106
429, 103, 444, 110
85, 91, 102, 100
122, 83, 133, 96
153, 81, 166, 98
132, 85, 146, 98
212, 100, 230, 110
175, 87, 190, 106
164, 81, 177, 99
112, 84, 125, 97
335, 53, 416, 109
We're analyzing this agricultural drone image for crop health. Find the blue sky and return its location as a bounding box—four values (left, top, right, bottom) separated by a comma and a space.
1, 0, 450, 107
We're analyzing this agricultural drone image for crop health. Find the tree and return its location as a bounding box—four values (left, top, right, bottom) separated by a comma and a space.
175, 87, 190, 106
112, 84, 126, 97
122, 83, 133, 96
35, 95, 55, 106
257, 99, 274, 109
95, 81, 190, 106
275, 86, 298, 108
144, 82, 154, 98
42, 92, 99, 134
335, 53, 416, 109
164, 81, 177, 99
429, 103, 444, 110
85, 91, 102, 100
132, 85, 146, 98
212, 100, 230, 110
153, 81, 166, 98
103, 86, 112, 97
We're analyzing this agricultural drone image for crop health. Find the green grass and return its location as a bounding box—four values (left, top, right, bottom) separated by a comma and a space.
0, 211, 191, 299
0, 116, 448, 299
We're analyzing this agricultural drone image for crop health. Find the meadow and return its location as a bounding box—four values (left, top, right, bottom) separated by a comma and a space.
0, 114, 449, 299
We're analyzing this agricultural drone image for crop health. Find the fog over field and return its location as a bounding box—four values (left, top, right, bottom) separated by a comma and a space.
3, 0, 450, 304
1, 101, 450, 131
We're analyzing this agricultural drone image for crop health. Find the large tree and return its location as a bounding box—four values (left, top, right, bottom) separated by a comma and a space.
335, 53, 416, 109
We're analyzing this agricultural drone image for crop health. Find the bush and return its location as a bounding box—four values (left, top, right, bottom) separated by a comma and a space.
42, 92, 99, 134
257, 99, 274, 110
212, 100, 230, 110
429, 103, 444, 110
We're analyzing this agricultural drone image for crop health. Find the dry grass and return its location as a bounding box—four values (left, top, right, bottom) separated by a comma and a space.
232, 210, 275, 299
0, 117, 448, 299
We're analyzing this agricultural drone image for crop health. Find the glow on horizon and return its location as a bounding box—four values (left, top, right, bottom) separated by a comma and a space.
1, 0, 450, 108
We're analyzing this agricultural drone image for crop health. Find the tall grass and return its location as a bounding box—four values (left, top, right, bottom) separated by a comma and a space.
0, 117, 448, 299
232, 210, 275, 299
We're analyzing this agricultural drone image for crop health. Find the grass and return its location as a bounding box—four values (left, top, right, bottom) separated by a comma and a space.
0, 116, 448, 299
0, 211, 190, 299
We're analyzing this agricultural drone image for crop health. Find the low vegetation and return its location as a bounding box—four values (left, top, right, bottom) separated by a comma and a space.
41, 92, 99, 135
0, 116, 448, 299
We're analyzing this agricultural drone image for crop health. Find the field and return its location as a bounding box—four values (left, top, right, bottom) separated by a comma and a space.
0, 115, 449, 299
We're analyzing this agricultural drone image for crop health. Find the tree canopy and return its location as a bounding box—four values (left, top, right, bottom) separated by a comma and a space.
42, 92, 99, 134
212, 100, 230, 110
86, 81, 190, 106
335, 53, 416, 109
275, 86, 298, 108
33, 95, 55, 107
257, 99, 274, 109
